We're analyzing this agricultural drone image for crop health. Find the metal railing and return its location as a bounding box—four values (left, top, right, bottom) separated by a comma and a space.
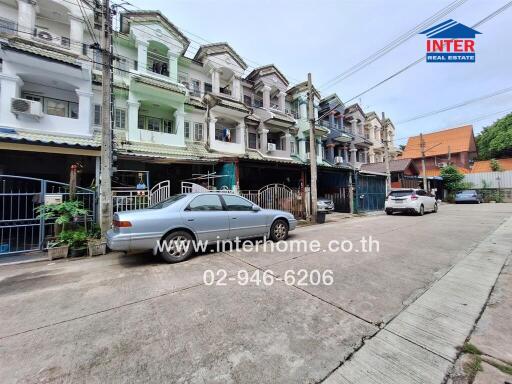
112, 190, 149, 212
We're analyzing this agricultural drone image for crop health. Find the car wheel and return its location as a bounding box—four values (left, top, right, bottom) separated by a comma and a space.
160, 231, 194, 263
386, 210, 393, 215
418, 205, 424, 216
433, 203, 438, 213
270, 219, 289, 242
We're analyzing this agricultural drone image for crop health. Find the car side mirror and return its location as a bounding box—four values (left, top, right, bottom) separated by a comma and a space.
252, 205, 261, 212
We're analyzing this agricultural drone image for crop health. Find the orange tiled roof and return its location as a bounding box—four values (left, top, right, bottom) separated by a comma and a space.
471, 158, 512, 173
401, 125, 476, 159
422, 166, 470, 177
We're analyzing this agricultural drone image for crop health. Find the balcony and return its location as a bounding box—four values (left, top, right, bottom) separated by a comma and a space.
0, 17, 16, 36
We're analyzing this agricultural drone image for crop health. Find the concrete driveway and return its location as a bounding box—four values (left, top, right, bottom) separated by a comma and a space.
0, 204, 511, 383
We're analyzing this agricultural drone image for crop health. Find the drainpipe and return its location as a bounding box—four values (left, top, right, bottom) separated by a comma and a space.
205, 103, 211, 150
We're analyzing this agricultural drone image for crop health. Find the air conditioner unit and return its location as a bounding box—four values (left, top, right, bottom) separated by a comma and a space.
267, 143, 276, 152
334, 156, 344, 164
11, 98, 43, 118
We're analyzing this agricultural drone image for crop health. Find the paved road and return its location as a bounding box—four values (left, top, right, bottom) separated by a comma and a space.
0, 204, 511, 383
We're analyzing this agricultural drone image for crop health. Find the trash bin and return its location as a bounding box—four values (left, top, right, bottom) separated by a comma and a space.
316, 211, 326, 224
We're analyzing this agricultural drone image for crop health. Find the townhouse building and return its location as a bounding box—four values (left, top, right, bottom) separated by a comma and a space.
1, 4, 397, 217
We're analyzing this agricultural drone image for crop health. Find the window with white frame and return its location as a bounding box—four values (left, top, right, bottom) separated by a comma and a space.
23, 93, 78, 119
279, 135, 287, 151
114, 108, 126, 129
138, 116, 176, 134
191, 79, 201, 97
94, 104, 102, 125
248, 132, 257, 149
194, 123, 204, 141
184, 121, 191, 139
290, 138, 296, 154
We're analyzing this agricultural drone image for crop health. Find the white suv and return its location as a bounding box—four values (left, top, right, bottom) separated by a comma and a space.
385, 189, 438, 216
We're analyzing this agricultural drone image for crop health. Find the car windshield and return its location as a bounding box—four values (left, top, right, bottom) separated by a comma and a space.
389, 190, 413, 197
147, 194, 187, 209
459, 190, 476, 195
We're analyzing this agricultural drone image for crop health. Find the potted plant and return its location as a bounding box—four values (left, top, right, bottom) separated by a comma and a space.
87, 225, 107, 257
35, 201, 89, 235
47, 240, 69, 261
59, 228, 88, 257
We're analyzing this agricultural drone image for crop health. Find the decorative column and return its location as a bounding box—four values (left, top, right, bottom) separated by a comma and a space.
327, 143, 335, 163
208, 116, 217, 145
126, 98, 140, 141
284, 132, 291, 156
168, 51, 179, 82
258, 125, 269, 153
174, 108, 185, 141
351, 120, 357, 135
363, 149, 369, 164
262, 85, 271, 109
76, 89, 93, 133
317, 140, 323, 160
231, 76, 241, 101
278, 91, 286, 112
237, 122, 245, 146
17, 0, 36, 37
329, 112, 336, 129
358, 122, 364, 136
369, 149, 375, 164
69, 14, 84, 55
350, 142, 357, 165
343, 145, 349, 163
210, 68, 220, 94
369, 124, 375, 142
136, 40, 148, 73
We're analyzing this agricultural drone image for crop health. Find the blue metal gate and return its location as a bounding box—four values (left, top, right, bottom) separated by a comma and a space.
355, 173, 387, 212
0, 175, 96, 256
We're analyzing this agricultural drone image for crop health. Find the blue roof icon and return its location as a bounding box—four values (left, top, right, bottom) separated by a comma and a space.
419, 19, 482, 38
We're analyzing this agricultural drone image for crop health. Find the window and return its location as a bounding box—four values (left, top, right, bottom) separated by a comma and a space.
114, 108, 126, 129
187, 194, 223, 211
93, 49, 102, 70
244, 95, 252, 106
184, 121, 191, 139
279, 136, 287, 151
138, 115, 144, 130
215, 126, 235, 142
204, 83, 212, 93
253, 96, 263, 108
94, 104, 102, 125
194, 123, 204, 141
147, 117, 160, 131
191, 79, 201, 96
248, 132, 257, 149
162, 119, 175, 134
290, 139, 296, 155
222, 195, 253, 211
24, 93, 78, 119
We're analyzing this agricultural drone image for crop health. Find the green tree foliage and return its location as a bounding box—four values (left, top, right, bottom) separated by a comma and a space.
489, 158, 502, 172
476, 113, 512, 159
440, 165, 466, 192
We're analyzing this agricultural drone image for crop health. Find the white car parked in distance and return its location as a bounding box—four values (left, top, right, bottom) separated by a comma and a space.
385, 188, 438, 216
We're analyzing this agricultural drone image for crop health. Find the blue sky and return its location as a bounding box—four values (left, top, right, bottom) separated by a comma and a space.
129, 0, 512, 145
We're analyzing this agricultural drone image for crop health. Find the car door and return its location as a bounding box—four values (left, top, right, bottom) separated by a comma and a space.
181, 194, 230, 241
419, 189, 434, 210
220, 194, 268, 239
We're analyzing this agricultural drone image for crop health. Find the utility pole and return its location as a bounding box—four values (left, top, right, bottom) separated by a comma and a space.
100, 0, 113, 236
420, 133, 428, 191
382, 112, 391, 193
307, 73, 317, 223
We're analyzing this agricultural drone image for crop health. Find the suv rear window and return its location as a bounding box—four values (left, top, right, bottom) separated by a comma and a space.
389, 190, 413, 197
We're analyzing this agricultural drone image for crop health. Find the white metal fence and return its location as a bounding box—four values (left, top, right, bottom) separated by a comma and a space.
464, 171, 512, 189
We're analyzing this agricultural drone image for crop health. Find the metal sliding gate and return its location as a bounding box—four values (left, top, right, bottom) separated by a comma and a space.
356, 174, 386, 212
240, 184, 306, 219
0, 175, 96, 256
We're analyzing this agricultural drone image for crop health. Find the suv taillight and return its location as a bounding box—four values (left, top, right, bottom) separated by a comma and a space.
411, 194, 418, 200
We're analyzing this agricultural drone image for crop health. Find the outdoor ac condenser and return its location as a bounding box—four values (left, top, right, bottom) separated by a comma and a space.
267, 143, 276, 152
11, 98, 43, 118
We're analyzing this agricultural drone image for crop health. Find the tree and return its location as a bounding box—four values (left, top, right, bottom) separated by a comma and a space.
489, 158, 502, 172
440, 165, 466, 193
476, 113, 512, 160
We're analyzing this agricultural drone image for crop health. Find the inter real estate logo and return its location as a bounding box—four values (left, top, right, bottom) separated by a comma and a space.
419, 19, 481, 63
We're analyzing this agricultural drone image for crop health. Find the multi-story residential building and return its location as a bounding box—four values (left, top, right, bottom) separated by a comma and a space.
0, 0, 100, 184
1, 4, 395, 215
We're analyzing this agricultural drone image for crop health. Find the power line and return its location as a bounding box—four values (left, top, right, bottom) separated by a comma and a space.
318, 0, 469, 91
344, 0, 512, 103
397, 86, 512, 124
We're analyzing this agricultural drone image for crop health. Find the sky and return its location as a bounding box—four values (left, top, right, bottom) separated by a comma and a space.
129, 0, 512, 146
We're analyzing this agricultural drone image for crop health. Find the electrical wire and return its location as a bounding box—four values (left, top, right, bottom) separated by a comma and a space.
318, 0, 469, 91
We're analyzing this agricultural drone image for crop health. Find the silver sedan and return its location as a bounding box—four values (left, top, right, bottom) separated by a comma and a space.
107, 192, 297, 263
